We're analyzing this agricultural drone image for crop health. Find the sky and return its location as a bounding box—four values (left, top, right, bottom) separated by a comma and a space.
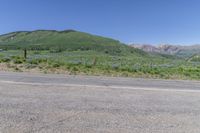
0, 0, 200, 45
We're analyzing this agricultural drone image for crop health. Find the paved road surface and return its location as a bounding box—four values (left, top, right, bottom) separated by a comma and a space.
0, 72, 200, 133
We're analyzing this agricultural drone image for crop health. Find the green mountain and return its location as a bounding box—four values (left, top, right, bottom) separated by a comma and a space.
0, 30, 145, 56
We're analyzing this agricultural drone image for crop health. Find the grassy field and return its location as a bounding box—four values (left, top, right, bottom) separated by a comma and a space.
1, 50, 200, 80
1, 30, 200, 80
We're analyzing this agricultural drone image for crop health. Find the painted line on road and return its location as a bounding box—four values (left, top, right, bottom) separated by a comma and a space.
0, 80, 199, 93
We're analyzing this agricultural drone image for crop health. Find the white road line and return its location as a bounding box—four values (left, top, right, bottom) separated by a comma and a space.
0, 80, 199, 93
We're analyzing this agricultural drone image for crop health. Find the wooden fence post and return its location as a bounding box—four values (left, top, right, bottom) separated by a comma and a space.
24, 49, 27, 59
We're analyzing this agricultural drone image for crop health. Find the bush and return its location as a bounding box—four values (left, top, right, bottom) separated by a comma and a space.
11, 56, 25, 64
27, 58, 47, 65
112, 64, 120, 70
1, 57, 11, 63
13, 59, 24, 64
50, 47, 63, 53
52, 63, 60, 68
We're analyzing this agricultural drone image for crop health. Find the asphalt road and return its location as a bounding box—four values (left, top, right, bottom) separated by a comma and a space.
0, 72, 200, 133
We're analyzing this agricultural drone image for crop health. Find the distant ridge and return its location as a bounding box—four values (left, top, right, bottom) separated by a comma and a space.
131, 44, 200, 57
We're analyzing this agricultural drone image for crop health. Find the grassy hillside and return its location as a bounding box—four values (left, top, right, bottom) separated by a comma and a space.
1, 30, 200, 80
0, 30, 146, 56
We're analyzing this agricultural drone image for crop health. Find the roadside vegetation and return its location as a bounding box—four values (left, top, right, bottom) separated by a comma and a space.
0, 50, 200, 80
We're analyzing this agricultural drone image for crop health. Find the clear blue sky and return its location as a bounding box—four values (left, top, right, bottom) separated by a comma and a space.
1, 0, 200, 45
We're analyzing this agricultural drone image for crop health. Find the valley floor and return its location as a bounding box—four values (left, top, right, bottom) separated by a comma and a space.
1, 50, 200, 80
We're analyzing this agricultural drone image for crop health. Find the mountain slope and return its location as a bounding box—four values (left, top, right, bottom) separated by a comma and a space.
131, 44, 180, 54
0, 30, 146, 56
131, 44, 200, 58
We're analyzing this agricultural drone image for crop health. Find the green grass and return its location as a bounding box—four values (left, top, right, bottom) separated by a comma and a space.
1, 50, 200, 80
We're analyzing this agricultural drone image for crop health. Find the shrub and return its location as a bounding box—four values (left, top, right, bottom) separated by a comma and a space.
1, 57, 11, 63
50, 47, 63, 53
112, 64, 120, 70
13, 59, 24, 64
52, 63, 60, 68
